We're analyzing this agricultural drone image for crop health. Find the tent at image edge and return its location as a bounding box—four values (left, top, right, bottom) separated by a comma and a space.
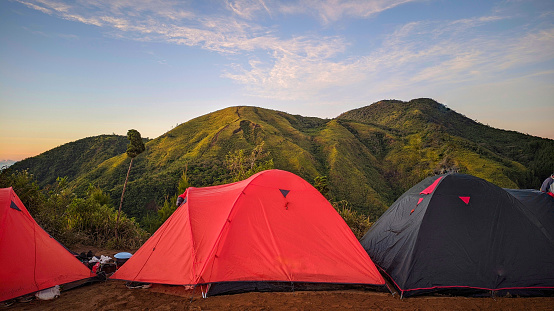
360, 173, 554, 297
111, 169, 385, 296
0, 187, 93, 302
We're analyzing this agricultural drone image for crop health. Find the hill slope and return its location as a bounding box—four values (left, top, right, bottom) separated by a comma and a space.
338, 98, 553, 188
69, 106, 395, 219
7, 99, 554, 222
9, 135, 131, 187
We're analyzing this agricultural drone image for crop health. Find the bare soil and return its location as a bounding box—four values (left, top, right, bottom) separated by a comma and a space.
3, 247, 553, 310
4, 281, 554, 311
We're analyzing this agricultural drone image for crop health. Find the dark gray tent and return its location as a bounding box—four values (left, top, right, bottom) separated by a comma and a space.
360, 173, 554, 297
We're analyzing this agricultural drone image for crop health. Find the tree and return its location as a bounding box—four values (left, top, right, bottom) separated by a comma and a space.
332, 200, 373, 240
116, 129, 145, 238
314, 175, 329, 198
142, 165, 193, 234
178, 164, 191, 194
225, 141, 273, 182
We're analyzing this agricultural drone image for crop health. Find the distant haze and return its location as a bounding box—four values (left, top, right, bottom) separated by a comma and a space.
0, 160, 17, 168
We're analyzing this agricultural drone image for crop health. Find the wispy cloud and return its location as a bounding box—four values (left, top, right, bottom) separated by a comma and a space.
14, 0, 554, 103
145, 51, 167, 65
279, 0, 417, 24
498, 28, 554, 69
18, 0, 52, 14
226, 0, 272, 20
223, 41, 361, 100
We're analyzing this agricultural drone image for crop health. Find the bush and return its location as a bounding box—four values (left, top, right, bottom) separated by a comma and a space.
332, 200, 373, 240
0, 170, 148, 249
225, 141, 274, 182
65, 188, 149, 249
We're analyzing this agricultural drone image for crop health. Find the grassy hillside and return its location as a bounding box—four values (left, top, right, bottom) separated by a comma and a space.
69, 106, 392, 219
8, 135, 132, 187
338, 98, 552, 188
6, 99, 553, 225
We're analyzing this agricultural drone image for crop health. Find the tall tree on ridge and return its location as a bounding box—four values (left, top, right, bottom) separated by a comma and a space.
116, 129, 145, 239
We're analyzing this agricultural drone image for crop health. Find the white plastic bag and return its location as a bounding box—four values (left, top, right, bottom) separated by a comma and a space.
89, 255, 112, 264
35, 285, 60, 300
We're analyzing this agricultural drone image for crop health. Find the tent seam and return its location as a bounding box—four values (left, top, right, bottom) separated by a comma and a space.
404, 174, 448, 286
505, 190, 554, 245
33, 204, 39, 292
186, 190, 199, 283
130, 201, 181, 282
0, 188, 10, 248
259, 195, 291, 281
195, 170, 271, 283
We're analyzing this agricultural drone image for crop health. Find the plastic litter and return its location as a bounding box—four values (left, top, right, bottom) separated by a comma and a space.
35, 285, 60, 300
89, 255, 112, 264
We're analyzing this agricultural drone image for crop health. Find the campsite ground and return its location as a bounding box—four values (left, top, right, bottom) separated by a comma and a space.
5, 281, 554, 311
4, 247, 554, 310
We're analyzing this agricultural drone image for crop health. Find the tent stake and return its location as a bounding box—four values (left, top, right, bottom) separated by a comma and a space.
189, 284, 196, 303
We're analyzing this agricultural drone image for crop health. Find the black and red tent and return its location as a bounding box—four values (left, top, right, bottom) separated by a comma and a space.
360, 173, 554, 297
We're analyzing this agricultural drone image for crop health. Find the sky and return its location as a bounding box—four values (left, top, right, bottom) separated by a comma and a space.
1, 0, 553, 162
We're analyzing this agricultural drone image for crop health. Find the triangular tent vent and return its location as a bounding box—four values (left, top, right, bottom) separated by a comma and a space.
279, 189, 290, 198
9, 201, 21, 211
459, 196, 470, 204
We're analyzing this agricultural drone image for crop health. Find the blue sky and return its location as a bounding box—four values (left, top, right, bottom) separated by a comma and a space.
1, 0, 553, 161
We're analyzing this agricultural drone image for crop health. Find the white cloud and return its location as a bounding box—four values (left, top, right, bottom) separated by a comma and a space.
14, 0, 410, 61
222, 34, 356, 100
279, 0, 417, 24
342, 13, 554, 100
497, 28, 554, 70
14, 0, 554, 105
226, 0, 271, 19
35, 0, 71, 13
18, 0, 52, 14
99, 16, 130, 30
63, 13, 103, 26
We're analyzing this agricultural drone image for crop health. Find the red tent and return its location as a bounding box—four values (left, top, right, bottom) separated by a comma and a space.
0, 187, 92, 302
112, 169, 384, 295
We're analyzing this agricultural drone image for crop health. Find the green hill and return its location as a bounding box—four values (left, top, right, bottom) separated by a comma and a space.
9, 135, 133, 187
7, 99, 554, 224
338, 98, 553, 188
66, 106, 394, 219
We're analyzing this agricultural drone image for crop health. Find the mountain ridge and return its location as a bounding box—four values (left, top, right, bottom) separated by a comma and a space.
7, 98, 553, 222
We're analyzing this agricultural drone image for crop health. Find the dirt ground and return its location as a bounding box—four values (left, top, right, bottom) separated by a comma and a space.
3, 247, 554, 311
4, 280, 554, 311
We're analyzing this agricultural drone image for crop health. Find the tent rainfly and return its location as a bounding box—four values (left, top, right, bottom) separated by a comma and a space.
112, 169, 385, 296
0, 187, 92, 302
360, 173, 554, 297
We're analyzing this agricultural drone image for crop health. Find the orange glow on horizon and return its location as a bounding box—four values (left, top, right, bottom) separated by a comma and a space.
0, 137, 70, 161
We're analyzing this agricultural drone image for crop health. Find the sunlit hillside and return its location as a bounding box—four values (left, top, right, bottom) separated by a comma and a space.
8, 99, 554, 224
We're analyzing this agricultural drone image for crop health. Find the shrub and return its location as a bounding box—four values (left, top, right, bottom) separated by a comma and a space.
332, 200, 373, 240
0, 170, 148, 249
